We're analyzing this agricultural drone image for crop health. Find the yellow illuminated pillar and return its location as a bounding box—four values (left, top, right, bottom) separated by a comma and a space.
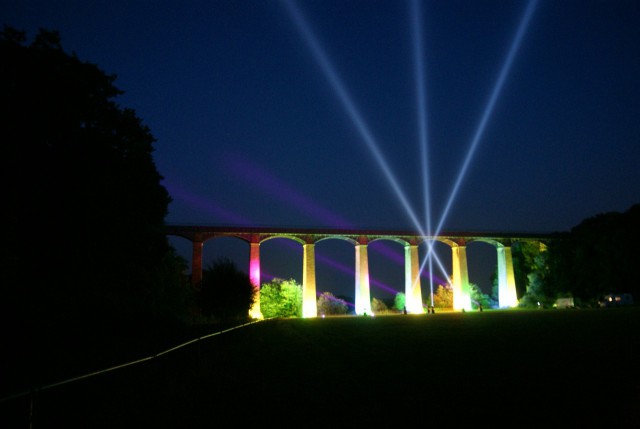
191, 240, 203, 286
248, 241, 263, 319
497, 246, 518, 308
355, 243, 372, 315
302, 243, 317, 318
452, 244, 471, 311
404, 244, 423, 313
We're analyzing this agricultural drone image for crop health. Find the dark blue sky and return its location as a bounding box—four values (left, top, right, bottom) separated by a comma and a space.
5, 0, 639, 300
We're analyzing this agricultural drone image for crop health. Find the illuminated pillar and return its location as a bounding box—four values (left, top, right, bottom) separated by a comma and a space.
452, 244, 471, 311
404, 244, 423, 313
249, 241, 263, 319
302, 243, 317, 318
497, 246, 518, 308
355, 243, 372, 316
191, 240, 203, 286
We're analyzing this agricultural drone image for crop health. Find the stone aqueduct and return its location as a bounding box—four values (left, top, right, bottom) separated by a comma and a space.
165, 225, 553, 318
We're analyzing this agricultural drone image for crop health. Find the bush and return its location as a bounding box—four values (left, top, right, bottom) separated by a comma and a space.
198, 258, 255, 322
260, 278, 303, 318
317, 292, 349, 316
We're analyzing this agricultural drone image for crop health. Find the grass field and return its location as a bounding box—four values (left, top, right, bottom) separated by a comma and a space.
4, 307, 640, 427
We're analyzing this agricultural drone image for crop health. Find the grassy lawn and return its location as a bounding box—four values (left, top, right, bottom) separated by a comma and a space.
4, 307, 639, 427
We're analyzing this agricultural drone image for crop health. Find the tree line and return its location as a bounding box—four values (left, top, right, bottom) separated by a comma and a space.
512, 203, 639, 308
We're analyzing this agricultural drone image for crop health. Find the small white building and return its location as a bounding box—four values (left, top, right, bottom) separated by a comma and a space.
554, 297, 575, 309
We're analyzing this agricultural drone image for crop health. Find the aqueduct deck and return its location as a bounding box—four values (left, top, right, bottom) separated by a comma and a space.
165, 224, 554, 318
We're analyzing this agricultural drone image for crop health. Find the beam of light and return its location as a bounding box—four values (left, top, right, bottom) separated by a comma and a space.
281, 0, 425, 235
283, 0, 455, 304
169, 167, 449, 309
262, 237, 405, 304
164, 181, 254, 225
318, 241, 448, 297
422, 270, 449, 288
370, 241, 445, 286
166, 178, 440, 305
260, 271, 278, 283
227, 150, 454, 296
421, 0, 539, 282
410, 0, 436, 306
317, 292, 356, 310
432, 0, 539, 241
223, 153, 353, 228
318, 248, 443, 297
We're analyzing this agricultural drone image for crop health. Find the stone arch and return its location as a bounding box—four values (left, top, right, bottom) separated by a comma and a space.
369, 237, 423, 313
313, 236, 357, 308
164, 225, 555, 316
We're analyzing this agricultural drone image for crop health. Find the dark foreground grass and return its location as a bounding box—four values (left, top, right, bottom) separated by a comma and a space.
3, 308, 640, 428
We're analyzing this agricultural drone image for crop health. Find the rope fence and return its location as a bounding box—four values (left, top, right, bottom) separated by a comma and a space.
1, 318, 266, 405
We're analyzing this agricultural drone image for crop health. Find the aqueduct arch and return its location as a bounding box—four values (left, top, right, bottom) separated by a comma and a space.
166, 225, 551, 318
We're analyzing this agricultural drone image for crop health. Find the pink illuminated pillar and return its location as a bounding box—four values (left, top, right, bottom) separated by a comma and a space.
355, 243, 372, 315
249, 241, 263, 319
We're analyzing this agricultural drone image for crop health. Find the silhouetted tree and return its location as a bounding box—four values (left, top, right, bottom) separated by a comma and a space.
1, 27, 187, 331
512, 241, 554, 307
198, 258, 255, 322
546, 204, 639, 305
511, 241, 544, 299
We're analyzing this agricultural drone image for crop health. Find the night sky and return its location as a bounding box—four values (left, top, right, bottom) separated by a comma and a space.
4, 0, 639, 301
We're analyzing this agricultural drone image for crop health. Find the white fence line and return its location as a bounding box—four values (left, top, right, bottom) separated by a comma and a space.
1, 318, 266, 403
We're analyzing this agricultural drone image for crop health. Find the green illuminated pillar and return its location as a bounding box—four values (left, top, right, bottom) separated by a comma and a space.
249, 241, 263, 319
497, 246, 518, 308
355, 243, 372, 315
452, 244, 471, 311
404, 244, 423, 313
191, 240, 203, 286
302, 243, 317, 318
